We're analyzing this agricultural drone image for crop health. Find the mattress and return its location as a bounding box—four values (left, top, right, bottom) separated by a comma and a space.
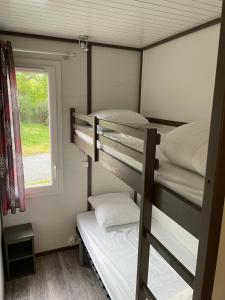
77, 211, 195, 300
75, 124, 205, 207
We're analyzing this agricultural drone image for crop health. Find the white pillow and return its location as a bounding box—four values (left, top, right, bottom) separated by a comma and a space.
88, 192, 140, 227
159, 121, 210, 177
88, 192, 130, 208
90, 109, 149, 131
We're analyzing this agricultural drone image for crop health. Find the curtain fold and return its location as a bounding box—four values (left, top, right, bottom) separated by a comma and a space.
0, 40, 25, 215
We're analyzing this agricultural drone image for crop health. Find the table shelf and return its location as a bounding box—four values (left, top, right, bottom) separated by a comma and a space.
3, 223, 36, 280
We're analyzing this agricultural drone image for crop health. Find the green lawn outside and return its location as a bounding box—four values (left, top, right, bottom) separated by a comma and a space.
26, 179, 51, 187
20, 122, 50, 156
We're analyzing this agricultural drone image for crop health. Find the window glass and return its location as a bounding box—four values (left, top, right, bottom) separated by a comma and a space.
16, 70, 52, 188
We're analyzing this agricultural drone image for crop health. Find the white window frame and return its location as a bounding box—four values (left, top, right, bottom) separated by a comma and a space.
15, 58, 63, 198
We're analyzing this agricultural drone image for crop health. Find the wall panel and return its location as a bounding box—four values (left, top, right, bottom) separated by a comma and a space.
92, 45, 141, 196
92, 46, 140, 112
212, 206, 225, 300
0, 34, 87, 252
140, 25, 221, 256
141, 24, 220, 122
0, 221, 4, 300
0, 35, 141, 252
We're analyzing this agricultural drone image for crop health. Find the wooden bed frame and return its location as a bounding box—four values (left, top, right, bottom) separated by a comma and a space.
70, 109, 199, 299
76, 227, 112, 299
69, 4, 225, 300
0, 1, 223, 298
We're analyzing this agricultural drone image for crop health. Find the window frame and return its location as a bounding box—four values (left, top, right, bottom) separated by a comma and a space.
15, 58, 63, 198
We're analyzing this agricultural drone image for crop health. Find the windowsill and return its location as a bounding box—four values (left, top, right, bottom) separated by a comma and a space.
25, 186, 63, 199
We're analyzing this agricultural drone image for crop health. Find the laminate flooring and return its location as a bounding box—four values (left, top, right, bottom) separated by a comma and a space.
5, 248, 107, 300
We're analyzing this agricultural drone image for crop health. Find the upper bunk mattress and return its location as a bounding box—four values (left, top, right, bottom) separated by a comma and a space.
75, 126, 205, 207
77, 211, 195, 300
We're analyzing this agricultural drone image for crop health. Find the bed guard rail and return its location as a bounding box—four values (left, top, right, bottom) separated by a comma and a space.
70, 107, 160, 166
70, 107, 195, 300
70, 108, 98, 160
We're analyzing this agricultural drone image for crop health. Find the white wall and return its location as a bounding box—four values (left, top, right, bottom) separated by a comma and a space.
0, 34, 141, 252
0, 34, 88, 253
141, 24, 220, 122
0, 221, 4, 300
212, 205, 225, 300
92, 163, 133, 196
92, 46, 141, 196
92, 46, 140, 112
140, 25, 221, 255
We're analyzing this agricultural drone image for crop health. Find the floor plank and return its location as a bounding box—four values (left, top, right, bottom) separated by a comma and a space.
6, 276, 31, 300
43, 252, 69, 300
29, 256, 49, 300
5, 248, 107, 300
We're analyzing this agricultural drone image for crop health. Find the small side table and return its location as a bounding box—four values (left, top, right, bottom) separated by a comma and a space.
3, 223, 36, 280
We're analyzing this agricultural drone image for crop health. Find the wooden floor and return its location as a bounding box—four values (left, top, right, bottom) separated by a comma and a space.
5, 248, 107, 300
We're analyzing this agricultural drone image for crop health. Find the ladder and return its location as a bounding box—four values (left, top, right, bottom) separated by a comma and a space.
136, 3, 225, 297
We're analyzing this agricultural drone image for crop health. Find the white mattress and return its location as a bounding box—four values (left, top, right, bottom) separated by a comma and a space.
77, 211, 195, 300
75, 125, 205, 207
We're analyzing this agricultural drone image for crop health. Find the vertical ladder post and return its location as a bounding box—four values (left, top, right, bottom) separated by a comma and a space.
136, 128, 159, 300
70, 108, 75, 143
93, 116, 98, 162
87, 44, 92, 209
193, 2, 225, 299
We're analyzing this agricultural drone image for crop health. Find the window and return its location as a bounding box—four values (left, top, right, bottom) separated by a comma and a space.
17, 70, 51, 187
15, 58, 63, 197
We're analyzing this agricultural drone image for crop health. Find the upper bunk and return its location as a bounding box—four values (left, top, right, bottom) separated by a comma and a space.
70, 108, 205, 241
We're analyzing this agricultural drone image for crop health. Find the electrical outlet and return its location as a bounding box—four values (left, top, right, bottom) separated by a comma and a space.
69, 236, 76, 245
68, 234, 79, 246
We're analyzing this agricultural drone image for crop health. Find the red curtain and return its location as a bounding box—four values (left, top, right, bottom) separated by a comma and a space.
0, 41, 25, 215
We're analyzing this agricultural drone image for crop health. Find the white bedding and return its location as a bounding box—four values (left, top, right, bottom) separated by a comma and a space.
160, 121, 209, 177
77, 211, 195, 300
75, 125, 205, 207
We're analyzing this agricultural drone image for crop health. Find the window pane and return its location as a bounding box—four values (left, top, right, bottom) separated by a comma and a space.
16, 70, 52, 188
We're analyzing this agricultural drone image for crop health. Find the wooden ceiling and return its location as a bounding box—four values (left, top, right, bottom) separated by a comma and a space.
0, 0, 222, 48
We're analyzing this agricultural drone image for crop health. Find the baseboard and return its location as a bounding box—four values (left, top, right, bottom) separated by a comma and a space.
36, 244, 78, 257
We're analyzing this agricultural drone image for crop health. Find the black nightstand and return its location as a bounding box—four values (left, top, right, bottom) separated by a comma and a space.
3, 223, 36, 280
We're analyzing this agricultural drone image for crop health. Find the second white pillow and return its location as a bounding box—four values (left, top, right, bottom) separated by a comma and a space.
88, 192, 140, 228
159, 121, 210, 177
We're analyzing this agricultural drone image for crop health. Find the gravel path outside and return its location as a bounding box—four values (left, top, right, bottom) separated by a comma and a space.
23, 153, 51, 185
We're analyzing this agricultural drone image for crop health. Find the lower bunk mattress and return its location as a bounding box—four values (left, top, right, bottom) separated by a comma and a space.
77, 211, 195, 300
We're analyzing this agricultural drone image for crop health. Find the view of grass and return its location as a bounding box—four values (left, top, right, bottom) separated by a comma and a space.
20, 122, 50, 156
26, 179, 51, 187
17, 71, 50, 156
17, 72, 49, 125
16, 71, 51, 187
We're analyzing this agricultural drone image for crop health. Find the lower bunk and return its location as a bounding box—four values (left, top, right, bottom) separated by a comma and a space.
76, 211, 195, 300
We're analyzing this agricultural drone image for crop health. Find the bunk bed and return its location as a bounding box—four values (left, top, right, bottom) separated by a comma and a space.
70, 108, 203, 300
77, 210, 195, 300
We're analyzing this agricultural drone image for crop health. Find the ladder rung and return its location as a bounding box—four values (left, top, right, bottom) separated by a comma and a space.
142, 283, 157, 300
144, 230, 194, 288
